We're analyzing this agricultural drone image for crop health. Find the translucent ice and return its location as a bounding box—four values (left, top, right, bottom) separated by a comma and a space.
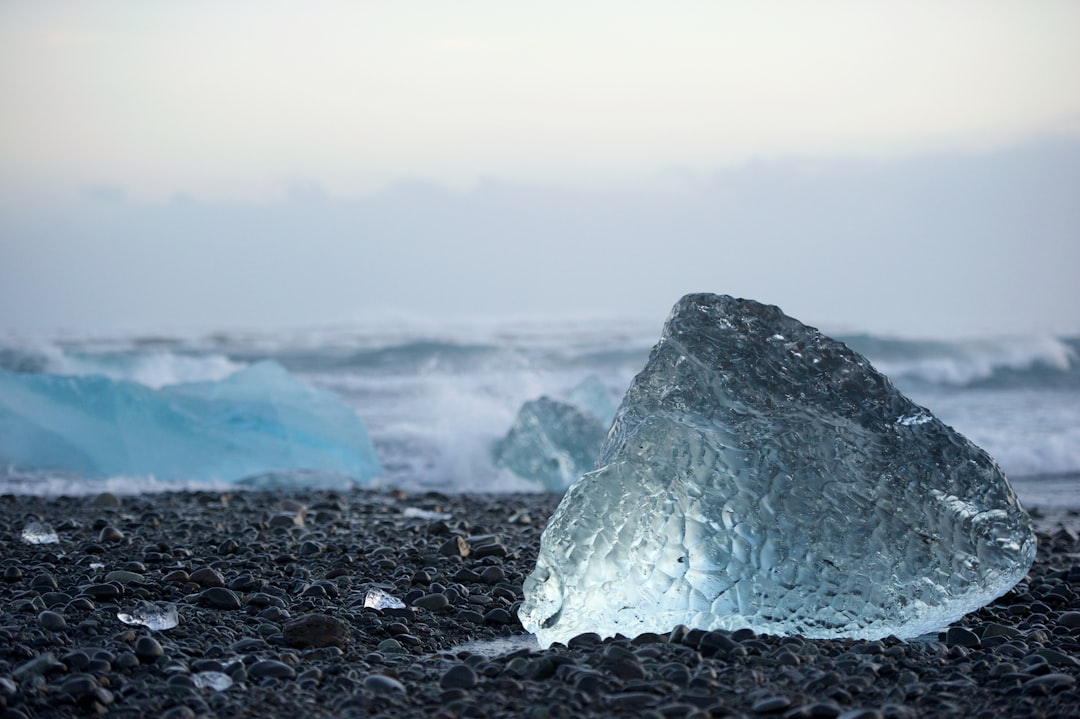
363, 588, 405, 610
0, 361, 381, 484
20, 521, 58, 545
520, 294, 1037, 647
494, 376, 616, 491
117, 601, 179, 631
192, 671, 234, 691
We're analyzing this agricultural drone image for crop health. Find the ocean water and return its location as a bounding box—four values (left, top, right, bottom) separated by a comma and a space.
1, 319, 1078, 508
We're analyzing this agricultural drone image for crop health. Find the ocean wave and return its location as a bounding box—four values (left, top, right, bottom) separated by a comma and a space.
0, 344, 245, 388
842, 335, 1078, 388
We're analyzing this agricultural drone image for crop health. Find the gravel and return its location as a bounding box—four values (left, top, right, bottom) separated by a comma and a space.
0, 489, 1077, 718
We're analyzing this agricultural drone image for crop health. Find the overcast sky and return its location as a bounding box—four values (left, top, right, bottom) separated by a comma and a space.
1, 1, 1078, 337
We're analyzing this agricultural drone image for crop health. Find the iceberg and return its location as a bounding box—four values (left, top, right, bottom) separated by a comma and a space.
520, 294, 1036, 647
0, 361, 381, 484
494, 377, 616, 491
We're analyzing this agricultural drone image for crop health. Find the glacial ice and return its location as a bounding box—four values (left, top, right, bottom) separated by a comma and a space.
192, 671, 234, 691
21, 521, 59, 545
0, 361, 381, 484
363, 588, 406, 610
520, 293, 1037, 647
117, 601, 179, 631
494, 376, 615, 491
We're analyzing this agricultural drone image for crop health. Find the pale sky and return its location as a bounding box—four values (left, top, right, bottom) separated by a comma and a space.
1, 1, 1078, 337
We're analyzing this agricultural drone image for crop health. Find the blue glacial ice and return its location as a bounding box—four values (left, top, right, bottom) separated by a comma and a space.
520, 293, 1037, 647
493, 376, 616, 491
0, 361, 381, 484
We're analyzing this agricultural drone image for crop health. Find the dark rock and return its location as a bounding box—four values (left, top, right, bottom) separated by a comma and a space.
363, 674, 406, 695
752, 695, 792, 713
283, 613, 351, 649
1021, 672, 1075, 694
945, 627, 981, 648
414, 593, 450, 611
134, 636, 164, 663
248, 659, 297, 680
1057, 610, 1080, 628
484, 607, 513, 626
189, 567, 226, 588
37, 610, 67, 630
439, 536, 470, 558
82, 583, 121, 600
98, 526, 124, 542
198, 587, 242, 610
162, 569, 190, 584
91, 492, 121, 508
440, 664, 478, 689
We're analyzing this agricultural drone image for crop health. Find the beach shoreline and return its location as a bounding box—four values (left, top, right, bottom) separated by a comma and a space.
1, 488, 1077, 718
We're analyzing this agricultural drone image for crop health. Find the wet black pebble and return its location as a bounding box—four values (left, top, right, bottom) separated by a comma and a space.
440, 663, 478, 689
1057, 610, 1080, 628
198, 587, 242, 610
82, 583, 121, 600
189, 567, 226, 588
283, 613, 351, 650
248, 659, 297, 680
98, 526, 124, 542
134, 636, 164, 663
752, 695, 792, 713
363, 674, 406, 695
414, 593, 450, 610
37, 609, 67, 630
945, 626, 981, 648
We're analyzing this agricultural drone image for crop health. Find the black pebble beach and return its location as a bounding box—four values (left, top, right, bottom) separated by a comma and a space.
1, 489, 1078, 719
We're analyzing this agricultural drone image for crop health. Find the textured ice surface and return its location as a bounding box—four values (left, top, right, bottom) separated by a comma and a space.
520, 294, 1037, 647
20, 521, 58, 545
494, 376, 615, 491
0, 361, 381, 484
117, 601, 179, 631
192, 671, 234, 691
363, 588, 405, 610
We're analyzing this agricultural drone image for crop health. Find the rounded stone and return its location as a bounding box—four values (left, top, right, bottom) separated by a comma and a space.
413, 593, 450, 611
752, 695, 791, 713
104, 570, 145, 584
283, 613, 351, 650
37, 610, 67, 630
198, 587, 242, 610
98, 526, 124, 542
189, 568, 226, 588
945, 626, 981, 649
363, 674, 406, 695
134, 636, 164, 663
82, 583, 121, 600
1057, 611, 1080, 628
440, 663, 478, 689
248, 659, 296, 680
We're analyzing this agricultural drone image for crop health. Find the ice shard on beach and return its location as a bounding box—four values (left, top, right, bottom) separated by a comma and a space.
494, 376, 616, 491
0, 361, 381, 485
520, 293, 1037, 647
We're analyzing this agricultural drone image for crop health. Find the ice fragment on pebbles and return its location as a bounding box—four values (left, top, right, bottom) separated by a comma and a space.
363, 588, 405, 610
117, 601, 179, 631
192, 671, 233, 691
520, 293, 1037, 648
21, 521, 58, 545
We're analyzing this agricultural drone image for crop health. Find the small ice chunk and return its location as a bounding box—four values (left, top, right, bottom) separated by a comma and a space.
401, 507, 452, 521
897, 412, 932, 426
192, 671, 233, 691
21, 521, 58, 545
363, 588, 405, 610
117, 601, 179, 631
